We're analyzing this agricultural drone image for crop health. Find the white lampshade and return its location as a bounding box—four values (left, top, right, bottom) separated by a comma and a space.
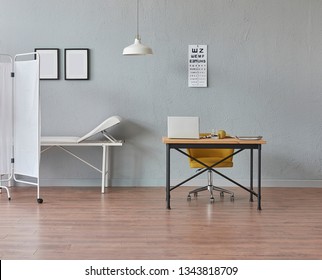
123, 37, 153, 55
123, 0, 153, 56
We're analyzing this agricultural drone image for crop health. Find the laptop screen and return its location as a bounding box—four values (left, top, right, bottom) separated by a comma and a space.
167, 116, 200, 139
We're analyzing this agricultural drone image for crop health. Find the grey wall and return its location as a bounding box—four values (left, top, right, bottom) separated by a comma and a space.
1, 0, 322, 187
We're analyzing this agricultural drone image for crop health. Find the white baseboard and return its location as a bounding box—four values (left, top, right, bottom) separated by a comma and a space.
29, 178, 322, 188
170, 178, 322, 188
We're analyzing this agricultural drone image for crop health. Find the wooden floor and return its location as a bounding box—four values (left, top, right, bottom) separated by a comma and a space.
0, 186, 321, 260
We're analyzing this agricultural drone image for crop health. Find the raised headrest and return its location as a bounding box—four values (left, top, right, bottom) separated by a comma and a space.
77, 115, 122, 143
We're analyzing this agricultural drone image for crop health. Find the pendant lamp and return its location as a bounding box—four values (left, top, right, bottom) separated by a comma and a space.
123, 0, 153, 55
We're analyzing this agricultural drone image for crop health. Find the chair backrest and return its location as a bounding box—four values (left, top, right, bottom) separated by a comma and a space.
187, 133, 234, 168
187, 148, 234, 168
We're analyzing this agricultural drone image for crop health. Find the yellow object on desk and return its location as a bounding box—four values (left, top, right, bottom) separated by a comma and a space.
217, 130, 226, 139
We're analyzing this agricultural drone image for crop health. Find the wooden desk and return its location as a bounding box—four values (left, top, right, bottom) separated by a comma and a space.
162, 137, 267, 210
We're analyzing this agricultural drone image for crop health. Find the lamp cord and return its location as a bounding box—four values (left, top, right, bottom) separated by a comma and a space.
136, 0, 140, 39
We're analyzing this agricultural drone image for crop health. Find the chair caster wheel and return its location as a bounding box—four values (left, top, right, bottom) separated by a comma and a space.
8, 197, 11, 201
37, 198, 43, 204
187, 195, 191, 201
194, 193, 198, 197
220, 192, 224, 197
230, 196, 234, 202
210, 197, 215, 203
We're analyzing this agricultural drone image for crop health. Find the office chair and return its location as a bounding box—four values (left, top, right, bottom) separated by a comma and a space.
187, 135, 235, 203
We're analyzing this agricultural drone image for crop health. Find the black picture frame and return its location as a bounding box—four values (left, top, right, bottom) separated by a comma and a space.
64, 48, 89, 80
34, 48, 59, 80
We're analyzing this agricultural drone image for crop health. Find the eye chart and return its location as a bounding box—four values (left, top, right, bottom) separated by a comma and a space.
188, 44, 207, 88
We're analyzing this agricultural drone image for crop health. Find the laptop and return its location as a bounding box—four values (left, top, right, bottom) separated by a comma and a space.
167, 116, 200, 139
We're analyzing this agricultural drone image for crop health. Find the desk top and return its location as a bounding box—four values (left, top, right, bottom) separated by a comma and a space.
162, 137, 266, 145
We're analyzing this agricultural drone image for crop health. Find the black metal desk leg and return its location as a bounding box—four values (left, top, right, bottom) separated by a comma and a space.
250, 149, 254, 202
257, 145, 262, 210
166, 144, 171, 209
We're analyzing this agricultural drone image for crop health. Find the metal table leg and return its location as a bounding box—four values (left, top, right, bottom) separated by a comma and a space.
250, 149, 254, 202
166, 144, 171, 209
101, 145, 107, 193
258, 145, 262, 210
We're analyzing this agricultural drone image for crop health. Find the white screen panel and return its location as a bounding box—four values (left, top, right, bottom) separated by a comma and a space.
0, 62, 13, 174
14, 60, 40, 178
